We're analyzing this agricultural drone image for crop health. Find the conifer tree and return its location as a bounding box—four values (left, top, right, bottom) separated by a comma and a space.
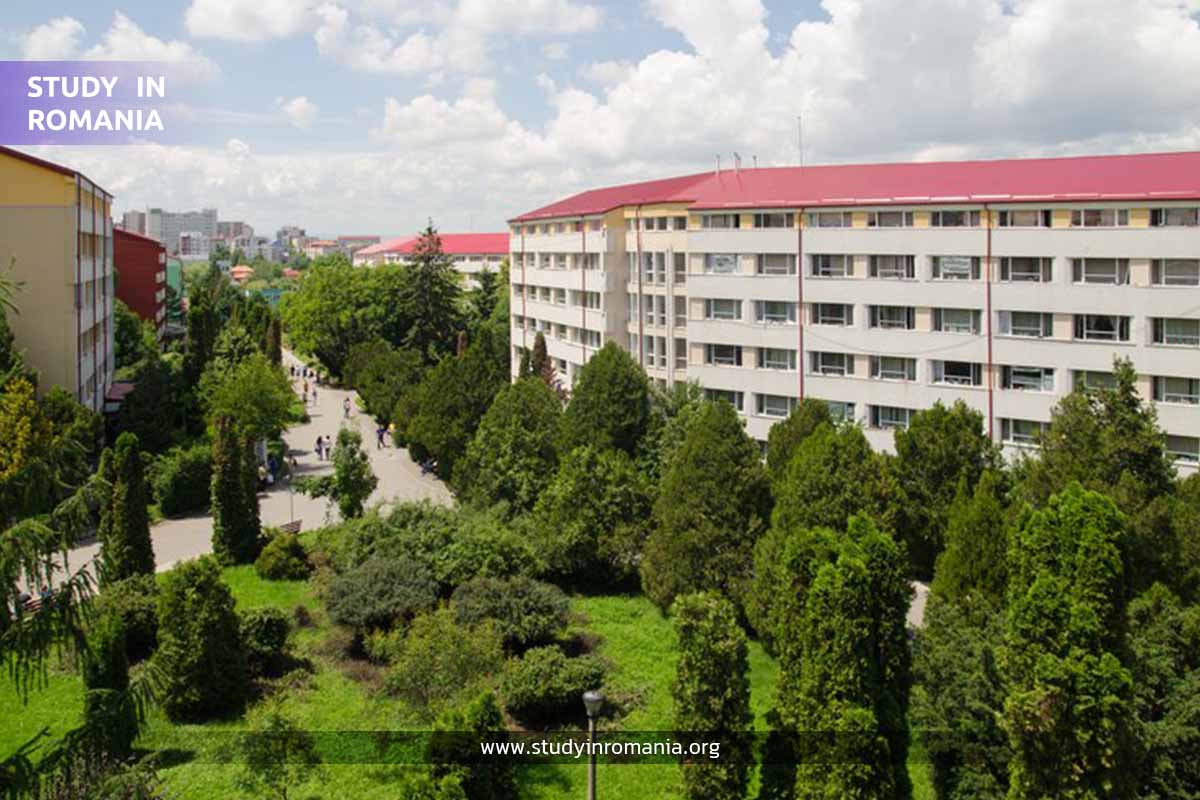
930, 469, 1010, 606
81, 612, 137, 759
764, 398, 832, 487
211, 417, 257, 564
99, 433, 155, 585
672, 592, 752, 800
402, 222, 463, 362
557, 341, 651, 457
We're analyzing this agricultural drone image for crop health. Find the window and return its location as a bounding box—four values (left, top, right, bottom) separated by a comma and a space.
806, 211, 852, 228
1074, 314, 1131, 342
810, 351, 853, 375
755, 301, 797, 324
1074, 370, 1117, 391
702, 214, 739, 229
933, 308, 981, 334
811, 254, 852, 277
1152, 318, 1200, 346
674, 253, 687, 283
1151, 208, 1200, 227
1001, 418, 1047, 445
931, 210, 981, 227
757, 253, 796, 275
1167, 434, 1200, 463
825, 400, 856, 421
1002, 366, 1054, 392
1000, 257, 1052, 282
932, 360, 982, 386
704, 344, 742, 366
931, 256, 981, 280
705, 388, 744, 411
704, 298, 741, 320
704, 253, 740, 274
869, 305, 915, 330
672, 216, 688, 231
1152, 259, 1200, 286
813, 303, 854, 326
1072, 258, 1129, 285
674, 296, 687, 328
760, 348, 797, 371
754, 212, 794, 228
998, 209, 1050, 227
1153, 376, 1200, 405
871, 405, 912, 430
674, 338, 687, 369
870, 356, 916, 381
756, 394, 798, 418
999, 311, 1053, 338
868, 210, 913, 227
869, 255, 915, 279
1071, 209, 1129, 227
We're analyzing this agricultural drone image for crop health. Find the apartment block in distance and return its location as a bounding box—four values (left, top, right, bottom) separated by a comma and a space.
508, 151, 1200, 471
114, 228, 167, 339
0, 146, 115, 413
353, 232, 508, 287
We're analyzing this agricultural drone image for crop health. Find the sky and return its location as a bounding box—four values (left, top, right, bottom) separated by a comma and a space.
4, 0, 1200, 238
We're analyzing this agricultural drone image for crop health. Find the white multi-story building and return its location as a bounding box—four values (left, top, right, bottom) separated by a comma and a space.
145, 207, 218, 256
353, 232, 508, 287
508, 152, 1200, 471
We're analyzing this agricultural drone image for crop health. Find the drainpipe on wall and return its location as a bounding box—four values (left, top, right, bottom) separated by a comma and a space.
75, 178, 82, 405
797, 207, 805, 401
984, 203, 995, 441
520, 227, 527, 355
635, 205, 644, 369
580, 217, 587, 365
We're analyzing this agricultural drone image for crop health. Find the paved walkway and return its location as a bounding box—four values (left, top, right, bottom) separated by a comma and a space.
62, 351, 451, 579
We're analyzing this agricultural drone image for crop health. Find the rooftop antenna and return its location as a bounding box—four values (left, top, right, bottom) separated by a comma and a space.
733, 152, 742, 174
715, 154, 721, 175
752, 155, 758, 168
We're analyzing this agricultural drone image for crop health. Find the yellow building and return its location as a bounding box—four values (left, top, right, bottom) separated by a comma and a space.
0, 146, 114, 413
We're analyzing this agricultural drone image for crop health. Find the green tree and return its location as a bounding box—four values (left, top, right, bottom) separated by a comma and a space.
114, 355, 178, 454
780, 516, 913, 800
99, 433, 155, 586
530, 445, 654, 585
263, 315, 283, 366
744, 524, 837, 657
930, 469, 1010, 607
426, 691, 517, 800
528, 332, 560, 395
211, 417, 258, 565
1000, 483, 1135, 799
637, 380, 705, 482
81, 612, 137, 759
765, 398, 833, 487
469, 265, 501, 326
455, 377, 561, 511
640, 400, 771, 611
1017, 358, 1174, 508
280, 255, 377, 378
155, 556, 248, 721
558, 341, 651, 457
234, 704, 322, 800
113, 299, 155, 372
300, 427, 378, 519
352, 343, 424, 422
772, 422, 888, 534
204, 353, 295, 440
672, 592, 752, 800
401, 223, 463, 362
892, 401, 998, 578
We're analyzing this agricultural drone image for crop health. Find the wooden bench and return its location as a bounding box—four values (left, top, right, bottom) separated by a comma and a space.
277, 520, 303, 535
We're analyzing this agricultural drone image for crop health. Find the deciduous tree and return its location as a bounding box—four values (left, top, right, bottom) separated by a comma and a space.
557, 342, 651, 457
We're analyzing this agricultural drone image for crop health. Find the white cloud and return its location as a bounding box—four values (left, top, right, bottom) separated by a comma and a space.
542, 41, 569, 60
580, 60, 633, 85
21, 16, 86, 59
279, 96, 319, 129
185, 0, 318, 42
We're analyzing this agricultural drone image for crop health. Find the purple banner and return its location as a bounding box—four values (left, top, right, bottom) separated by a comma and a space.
0, 61, 184, 145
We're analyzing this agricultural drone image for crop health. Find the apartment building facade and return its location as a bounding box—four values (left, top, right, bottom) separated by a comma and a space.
146, 206, 217, 256
114, 228, 167, 339
508, 152, 1200, 471
0, 146, 115, 413
353, 232, 508, 287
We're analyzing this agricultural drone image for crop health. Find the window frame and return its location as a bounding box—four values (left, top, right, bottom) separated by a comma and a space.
869, 305, 915, 331
869, 254, 915, 279
870, 355, 916, 381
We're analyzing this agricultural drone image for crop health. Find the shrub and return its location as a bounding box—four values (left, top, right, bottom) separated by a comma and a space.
500, 646, 605, 724
451, 577, 569, 651
240, 607, 291, 677
326, 557, 437, 631
152, 443, 211, 517
94, 574, 159, 663
255, 532, 311, 581
426, 692, 515, 800
386, 607, 504, 711
155, 556, 248, 721
82, 612, 137, 760
432, 518, 543, 593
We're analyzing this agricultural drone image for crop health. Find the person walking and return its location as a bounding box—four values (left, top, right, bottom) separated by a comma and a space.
314, 435, 324, 461
343, 397, 352, 419
311, 386, 318, 405
324, 435, 334, 459
376, 426, 385, 449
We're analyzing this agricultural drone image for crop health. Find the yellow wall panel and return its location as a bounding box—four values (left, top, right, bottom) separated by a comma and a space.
913, 211, 931, 228
1129, 208, 1150, 228
851, 211, 868, 229
0, 154, 74, 207
1051, 209, 1071, 228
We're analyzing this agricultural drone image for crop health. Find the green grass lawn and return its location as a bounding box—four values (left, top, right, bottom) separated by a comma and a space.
2, 570, 934, 799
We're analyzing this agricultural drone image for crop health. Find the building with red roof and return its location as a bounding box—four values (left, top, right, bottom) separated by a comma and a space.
353, 232, 508, 286
507, 151, 1200, 469
114, 228, 167, 339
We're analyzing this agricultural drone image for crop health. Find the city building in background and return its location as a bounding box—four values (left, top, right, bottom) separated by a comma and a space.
146, 207, 217, 256
113, 228, 167, 339
177, 230, 211, 261
354, 232, 507, 287
0, 146, 114, 413
508, 151, 1200, 470
336, 235, 381, 256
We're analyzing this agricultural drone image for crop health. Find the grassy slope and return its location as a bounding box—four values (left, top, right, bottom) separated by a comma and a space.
2, 569, 933, 799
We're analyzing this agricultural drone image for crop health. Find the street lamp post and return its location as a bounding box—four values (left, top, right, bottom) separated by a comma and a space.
583, 689, 604, 800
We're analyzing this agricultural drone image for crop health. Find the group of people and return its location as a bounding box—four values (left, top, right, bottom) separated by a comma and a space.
375, 423, 395, 449
293, 365, 321, 405
313, 434, 335, 461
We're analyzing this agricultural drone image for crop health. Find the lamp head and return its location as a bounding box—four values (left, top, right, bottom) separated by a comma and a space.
582, 689, 604, 719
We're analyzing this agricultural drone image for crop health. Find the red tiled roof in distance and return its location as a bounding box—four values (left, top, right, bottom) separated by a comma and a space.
509, 151, 1200, 219
510, 172, 712, 222
358, 233, 508, 256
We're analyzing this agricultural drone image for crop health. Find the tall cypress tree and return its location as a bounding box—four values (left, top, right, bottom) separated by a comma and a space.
241, 432, 262, 551
81, 612, 137, 758
672, 592, 752, 800
263, 316, 282, 366
211, 417, 257, 564
99, 433, 155, 585
401, 222, 463, 362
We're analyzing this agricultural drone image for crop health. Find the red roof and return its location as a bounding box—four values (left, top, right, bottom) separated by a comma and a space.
114, 227, 165, 248
512, 151, 1200, 219
357, 233, 508, 257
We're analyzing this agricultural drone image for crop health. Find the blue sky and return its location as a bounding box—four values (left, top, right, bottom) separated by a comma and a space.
3, 1, 1199, 237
